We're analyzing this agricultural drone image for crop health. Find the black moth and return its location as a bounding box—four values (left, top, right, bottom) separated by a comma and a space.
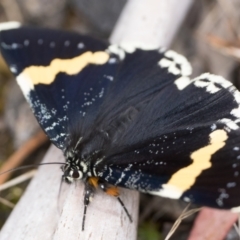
1, 22, 240, 230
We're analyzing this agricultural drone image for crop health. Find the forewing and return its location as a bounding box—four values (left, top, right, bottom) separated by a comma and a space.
0, 24, 192, 150
0, 24, 120, 149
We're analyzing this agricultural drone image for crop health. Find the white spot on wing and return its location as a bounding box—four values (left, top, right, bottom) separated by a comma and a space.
219, 118, 239, 130
24, 40, 29, 46
149, 184, 182, 199
231, 107, 240, 118
211, 124, 217, 131
1, 42, 22, 49
64, 40, 70, 46
183, 197, 191, 202
38, 39, 43, 45
193, 73, 232, 94
10, 65, 17, 74
231, 206, 240, 212
45, 122, 59, 131
50, 42, 55, 48
119, 41, 158, 53
159, 58, 181, 75
108, 58, 117, 64
160, 50, 192, 78
0, 21, 21, 31
233, 88, 240, 104
108, 44, 125, 60
226, 182, 236, 188
77, 42, 84, 49
103, 75, 114, 81
194, 79, 220, 93
174, 76, 191, 90
16, 73, 34, 98
115, 172, 126, 185
164, 50, 192, 76
108, 42, 158, 61
159, 51, 193, 91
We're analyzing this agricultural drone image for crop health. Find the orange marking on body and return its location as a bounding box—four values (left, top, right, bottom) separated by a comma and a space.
106, 186, 119, 197
88, 177, 99, 188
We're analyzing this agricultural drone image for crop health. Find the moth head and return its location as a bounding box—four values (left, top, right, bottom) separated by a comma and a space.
61, 150, 87, 183
61, 163, 83, 183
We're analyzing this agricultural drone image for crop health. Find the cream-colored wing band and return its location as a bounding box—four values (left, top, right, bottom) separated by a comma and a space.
150, 129, 228, 199
16, 51, 110, 97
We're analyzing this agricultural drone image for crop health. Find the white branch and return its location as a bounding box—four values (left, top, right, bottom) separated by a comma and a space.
111, 0, 193, 48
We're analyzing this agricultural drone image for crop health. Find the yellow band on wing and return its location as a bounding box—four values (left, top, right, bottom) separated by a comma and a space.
167, 129, 228, 191
16, 51, 110, 97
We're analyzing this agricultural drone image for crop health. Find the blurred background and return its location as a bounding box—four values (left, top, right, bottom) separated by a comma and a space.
0, 0, 240, 239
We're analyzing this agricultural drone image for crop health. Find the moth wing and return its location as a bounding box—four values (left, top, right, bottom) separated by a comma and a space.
0, 23, 192, 149
96, 73, 240, 210
0, 24, 119, 149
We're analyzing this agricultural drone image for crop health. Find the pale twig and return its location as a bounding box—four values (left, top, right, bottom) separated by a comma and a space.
0, 197, 15, 208
0, 170, 36, 191
0, 130, 48, 184
165, 204, 202, 240
217, 0, 240, 40
0, 0, 24, 22
233, 214, 240, 238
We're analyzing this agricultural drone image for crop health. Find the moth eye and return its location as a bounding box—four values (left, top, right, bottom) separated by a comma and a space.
72, 170, 80, 178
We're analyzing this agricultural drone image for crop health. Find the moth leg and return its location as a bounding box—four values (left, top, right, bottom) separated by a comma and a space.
99, 181, 133, 222
82, 181, 95, 231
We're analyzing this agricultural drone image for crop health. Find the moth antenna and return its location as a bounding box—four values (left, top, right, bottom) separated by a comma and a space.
0, 162, 66, 177
117, 196, 133, 222
57, 176, 65, 214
